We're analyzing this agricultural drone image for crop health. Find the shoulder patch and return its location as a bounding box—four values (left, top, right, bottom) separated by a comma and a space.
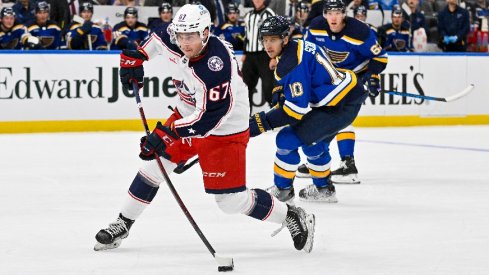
208, 56, 224, 72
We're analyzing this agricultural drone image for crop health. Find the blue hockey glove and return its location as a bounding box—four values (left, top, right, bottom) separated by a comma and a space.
249, 111, 273, 138
139, 122, 179, 161
120, 49, 147, 91
79, 21, 93, 34
448, 35, 458, 43
271, 86, 285, 107
363, 74, 381, 97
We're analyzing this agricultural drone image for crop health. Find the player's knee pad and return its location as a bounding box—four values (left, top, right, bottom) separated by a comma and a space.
302, 142, 329, 160
139, 157, 177, 185
128, 172, 160, 204
276, 127, 302, 151
214, 189, 252, 215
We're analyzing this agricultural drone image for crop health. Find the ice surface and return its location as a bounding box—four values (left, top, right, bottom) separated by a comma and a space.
1, 126, 488, 275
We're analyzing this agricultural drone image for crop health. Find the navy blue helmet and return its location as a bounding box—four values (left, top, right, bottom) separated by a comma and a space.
35, 1, 50, 13
79, 2, 93, 13
159, 2, 172, 13
323, 0, 346, 12
0, 7, 15, 19
124, 7, 138, 18
258, 16, 290, 40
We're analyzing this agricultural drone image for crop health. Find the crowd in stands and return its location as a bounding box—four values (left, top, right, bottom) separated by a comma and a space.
0, 0, 488, 52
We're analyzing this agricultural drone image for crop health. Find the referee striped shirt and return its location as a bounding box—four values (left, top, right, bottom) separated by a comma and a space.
244, 7, 275, 53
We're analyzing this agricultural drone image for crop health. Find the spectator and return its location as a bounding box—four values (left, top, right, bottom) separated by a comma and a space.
25, 1, 62, 49
148, 1, 172, 32
215, 2, 245, 50
0, 7, 29, 49
378, 5, 413, 51
242, 0, 275, 111
437, 0, 470, 51
12, 0, 35, 24
111, 7, 148, 50
66, 2, 107, 50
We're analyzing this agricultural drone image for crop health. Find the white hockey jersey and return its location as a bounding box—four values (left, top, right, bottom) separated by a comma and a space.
140, 23, 249, 138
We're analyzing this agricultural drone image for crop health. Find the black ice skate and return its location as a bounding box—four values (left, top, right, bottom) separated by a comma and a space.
265, 185, 295, 205
94, 214, 134, 251
298, 184, 338, 203
295, 164, 311, 178
331, 156, 360, 184
271, 205, 315, 253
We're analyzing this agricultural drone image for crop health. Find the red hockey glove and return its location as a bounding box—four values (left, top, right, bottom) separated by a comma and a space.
120, 49, 147, 91
139, 122, 179, 161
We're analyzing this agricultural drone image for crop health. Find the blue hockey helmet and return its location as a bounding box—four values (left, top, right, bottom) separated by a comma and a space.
79, 2, 93, 13
258, 16, 290, 40
0, 7, 15, 19
392, 5, 403, 17
35, 1, 50, 13
323, 0, 346, 12
124, 7, 138, 18
226, 3, 239, 13
353, 5, 367, 16
159, 2, 173, 13
296, 1, 310, 13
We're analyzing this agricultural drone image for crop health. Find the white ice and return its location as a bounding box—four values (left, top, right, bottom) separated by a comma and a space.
1, 126, 489, 275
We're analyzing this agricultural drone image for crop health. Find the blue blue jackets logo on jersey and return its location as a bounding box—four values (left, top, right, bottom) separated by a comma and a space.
208, 56, 224, 72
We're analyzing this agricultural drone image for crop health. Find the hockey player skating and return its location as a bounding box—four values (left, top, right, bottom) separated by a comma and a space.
249, 16, 367, 204
94, 4, 315, 254
296, 0, 388, 184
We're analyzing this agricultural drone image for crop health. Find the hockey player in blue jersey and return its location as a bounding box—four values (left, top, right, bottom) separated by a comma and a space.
111, 7, 149, 51
216, 3, 245, 51
353, 6, 377, 36
149, 2, 173, 32
378, 5, 413, 52
0, 7, 29, 50
249, 16, 367, 203
67, 3, 107, 50
94, 4, 315, 254
296, 0, 388, 186
25, 2, 62, 50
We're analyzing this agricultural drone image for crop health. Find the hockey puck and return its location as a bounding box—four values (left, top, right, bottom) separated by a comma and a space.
218, 266, 234, 272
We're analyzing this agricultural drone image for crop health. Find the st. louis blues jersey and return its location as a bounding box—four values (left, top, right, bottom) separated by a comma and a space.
25, 20, 61, 49
273, 40, 364, 121
67, 22, 107, 50
305, 16, 387, 78
378, 22, 413, 52
216, 22, 245, 51
0, 24, 27, 49
138, 24, 249, 138
112, 21, 149, 50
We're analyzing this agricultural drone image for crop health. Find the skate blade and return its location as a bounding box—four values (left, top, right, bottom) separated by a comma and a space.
303, 214, 315, 253
331, 174, 360, 184
94, 240, 122, 251
299, 194, 338, 203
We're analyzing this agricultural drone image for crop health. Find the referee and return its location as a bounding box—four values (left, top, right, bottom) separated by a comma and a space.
242, 0, 275, 112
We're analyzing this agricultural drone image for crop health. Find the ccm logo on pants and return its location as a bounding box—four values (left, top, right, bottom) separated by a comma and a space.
203, 172, 227, 178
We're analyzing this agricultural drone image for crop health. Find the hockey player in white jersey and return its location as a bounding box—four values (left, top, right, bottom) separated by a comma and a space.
94, 4, 315, 254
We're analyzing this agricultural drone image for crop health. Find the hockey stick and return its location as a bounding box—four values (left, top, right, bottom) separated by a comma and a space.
173, 156, 200, 174
132, 82, 234, 272
383, 84, 474, 102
